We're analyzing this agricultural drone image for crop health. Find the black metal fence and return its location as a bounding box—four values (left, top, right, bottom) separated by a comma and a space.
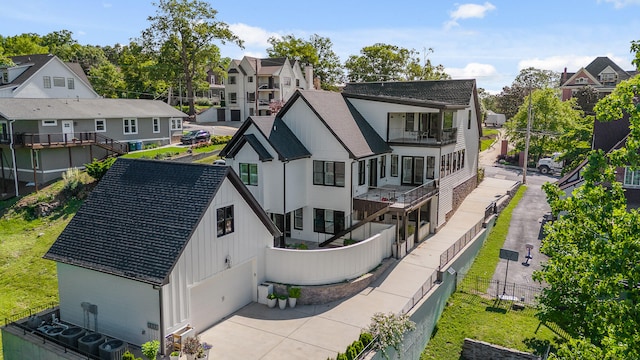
439, 219, 485, 270
458, 274, 543, 306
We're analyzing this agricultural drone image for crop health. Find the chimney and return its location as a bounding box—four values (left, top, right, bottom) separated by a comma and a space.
304, 65, 314, 90
562, 67, 567, 83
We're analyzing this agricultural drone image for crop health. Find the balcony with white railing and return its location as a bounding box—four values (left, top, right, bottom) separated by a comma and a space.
387, 128, 457, 146
354, 180, 438, 213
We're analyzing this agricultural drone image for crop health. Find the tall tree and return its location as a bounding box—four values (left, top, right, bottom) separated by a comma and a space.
345, 43, 449, 82
267, 34, 342, 90
0, 33, 48, 56
536, 73, 640, 359
504, 87, 582, 162
142, 0, 242, 115
89, 61, 126, 98
496, 67, 559, 120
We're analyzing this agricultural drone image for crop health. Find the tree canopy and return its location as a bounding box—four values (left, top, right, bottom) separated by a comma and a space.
141, 0, 242, 115
504, 87, 583, 162
496, 67, 560, 120
266, 34, 343, 90
536, 73, 640, 359
344, 43, 449, 83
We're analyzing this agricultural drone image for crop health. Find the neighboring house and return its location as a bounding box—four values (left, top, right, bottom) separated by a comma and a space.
205, 67, 225, 105
0, 98, 186, 190
559, 56, 637, 102
203, 56, 313, 122
221, 80, 481, 252
42, 159, 280, 349
0, 54, 99, 99
558, 114, 640, 208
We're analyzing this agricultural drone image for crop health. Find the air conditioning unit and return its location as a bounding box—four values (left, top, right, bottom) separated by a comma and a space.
78, 332, 105, 356
59, 327, 86, 347
98, 339, 126, 360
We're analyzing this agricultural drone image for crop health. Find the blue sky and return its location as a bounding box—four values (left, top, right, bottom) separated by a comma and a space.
3, 0, 640, 93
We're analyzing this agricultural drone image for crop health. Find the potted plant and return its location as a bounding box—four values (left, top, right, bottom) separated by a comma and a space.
288, 287, 301, 308
200, 342, 212, 358
277, 294, 288, 309
141, 340, 159, 360
267, 293, 277, 308
170, 350, 180, 360
183, 336, 202, 360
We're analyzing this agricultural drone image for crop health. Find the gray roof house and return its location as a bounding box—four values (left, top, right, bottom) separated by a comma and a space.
40, 158, 280, 352
0, 98, 187, 193
221, 80, 481, 254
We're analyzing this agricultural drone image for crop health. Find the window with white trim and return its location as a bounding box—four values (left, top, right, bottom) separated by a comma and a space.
152, 118, 160, 133
217, 205, 234, 236
283, 77, 291, 86
53, 77, 65, 87
123, 118, 137, 134
95, 119, 106, 132
67, 78, 75, 89
170, 118, 182, 130
42, 120, 57, 127
624, 168, 640, 187
43, 76, 51, 88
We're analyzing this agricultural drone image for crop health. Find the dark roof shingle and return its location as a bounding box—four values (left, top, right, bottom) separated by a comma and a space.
342, 80, 476, 107
44, 159, 277, 285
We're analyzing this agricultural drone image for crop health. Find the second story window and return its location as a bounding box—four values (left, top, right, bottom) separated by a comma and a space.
53, 77, 65, 87
228, 76, 236, 84
313, 160, 345, 187
95, 119, 106, 132
248, 76, 253, 83
239, 163, 258, 185
391, 155, 398, 177
229, 93, 237, 104
43, 76, 51, 88
624, 168, 640, 187
358, 160, 365, 185
67, 78, 75, 89
217, 205, 234, 236
283, 77, 291, 86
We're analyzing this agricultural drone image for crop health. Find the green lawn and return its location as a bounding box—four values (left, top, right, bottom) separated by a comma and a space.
121, 146, 188, 159
420, 185, 564, 359
480, 128, 500, 152
0, 186, 83, 360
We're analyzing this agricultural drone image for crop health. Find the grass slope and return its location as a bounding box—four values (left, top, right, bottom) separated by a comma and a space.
0, 184, 83, 360
421, 185, 561, 359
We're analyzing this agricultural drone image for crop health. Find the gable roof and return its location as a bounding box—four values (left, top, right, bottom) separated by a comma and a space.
224, 133, 275, 161
280, 90, 391, 159
585, 57, 633, 81
44, 159, 280, 286
342, 79, 477, 108
0, 98, 186, 120
1, 54, 98, 96
221, 116, 311, 161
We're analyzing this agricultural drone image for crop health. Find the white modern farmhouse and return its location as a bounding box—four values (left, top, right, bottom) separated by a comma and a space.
221, 80, 481, 254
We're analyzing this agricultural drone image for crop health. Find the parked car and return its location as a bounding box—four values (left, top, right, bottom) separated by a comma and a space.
213, 159, 226, 166
181, 129, 211, 145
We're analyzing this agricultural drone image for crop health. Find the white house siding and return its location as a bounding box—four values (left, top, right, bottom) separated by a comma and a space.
56, 263, 160, 346
11, 58, 97, 99
346, 98, 433, 140
162, 178, 274, 335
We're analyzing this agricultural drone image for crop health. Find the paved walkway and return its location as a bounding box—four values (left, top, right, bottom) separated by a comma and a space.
198, 177, 518, 360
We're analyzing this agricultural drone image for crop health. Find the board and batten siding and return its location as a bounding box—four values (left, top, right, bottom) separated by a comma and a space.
56, 263, 160, 346
162, 177, 274, 335
12, 58, 97, 99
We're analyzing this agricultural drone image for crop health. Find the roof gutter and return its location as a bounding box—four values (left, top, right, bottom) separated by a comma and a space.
8, 119, 18, 197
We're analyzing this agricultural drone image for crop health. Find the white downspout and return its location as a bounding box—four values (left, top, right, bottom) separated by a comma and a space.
8, 119, 18, 196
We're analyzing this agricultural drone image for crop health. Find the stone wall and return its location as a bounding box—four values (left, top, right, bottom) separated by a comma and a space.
271, 258, 395, 305
446, 176, 478, 222
462, 338, 540, 360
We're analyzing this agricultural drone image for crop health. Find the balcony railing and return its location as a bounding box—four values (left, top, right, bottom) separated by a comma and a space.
10, 132, 128, 154
257, 83, 280, 90
354, 180, 438, 211
388, 127, 458, 145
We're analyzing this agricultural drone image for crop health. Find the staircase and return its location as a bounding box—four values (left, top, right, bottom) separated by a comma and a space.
93, 134, 128, 155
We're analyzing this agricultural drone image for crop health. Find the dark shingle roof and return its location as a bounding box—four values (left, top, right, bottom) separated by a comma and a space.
44, 158, 278, 286
224, 133, 274, 161
288, 90, 391, 159
221, 116, 311, 161
342, 80, 476, 108
585, 57, 632, 81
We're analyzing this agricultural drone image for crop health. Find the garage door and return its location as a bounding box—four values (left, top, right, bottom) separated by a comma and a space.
230, 110, 241, 121
189, 260, 254, 332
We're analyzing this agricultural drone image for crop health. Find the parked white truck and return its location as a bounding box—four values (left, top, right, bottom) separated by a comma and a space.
537, 152, 563, 174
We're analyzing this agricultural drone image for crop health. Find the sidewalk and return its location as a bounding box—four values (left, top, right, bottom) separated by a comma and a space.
199, 177, 518, 360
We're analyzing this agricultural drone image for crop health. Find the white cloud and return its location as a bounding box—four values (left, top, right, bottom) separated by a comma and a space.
446, 62, 497, 78
228, 23, 279, 48
598, 0, 640, 8
518, 55, 595, 72
446, 2, 496, 28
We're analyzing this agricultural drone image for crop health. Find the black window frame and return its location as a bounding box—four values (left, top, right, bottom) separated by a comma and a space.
216, 205, 234, 236
313, 208, 345, 235
391, 154, 399, 177
294, 208, 303, 230
313, 160, 345, 187
239, 163, 258, 186
380, 155, 387, 178
358, 160, 366, 186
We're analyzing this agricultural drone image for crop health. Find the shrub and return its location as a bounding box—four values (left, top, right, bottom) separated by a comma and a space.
62, 168, 83, 198
296, 243, 308, 250
346, 344, 357, 360
336, 353, 348, 360
367, 312, 416, 357
141, 340, 160, 360
359, 332, 373, 348
353, 340, 364, 354
195, 97, 213, 106
211, 135, 232, 145
85, 157, 116, 180
122, 351, 136, 360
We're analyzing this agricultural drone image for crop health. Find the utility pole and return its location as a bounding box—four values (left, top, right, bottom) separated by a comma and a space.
522, 82, 533, 184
